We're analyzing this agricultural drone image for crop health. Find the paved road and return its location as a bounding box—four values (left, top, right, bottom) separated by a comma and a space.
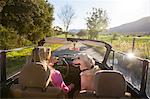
54, 42, 104, 62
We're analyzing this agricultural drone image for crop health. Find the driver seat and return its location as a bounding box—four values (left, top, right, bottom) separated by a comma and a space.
10, 62, 64, 98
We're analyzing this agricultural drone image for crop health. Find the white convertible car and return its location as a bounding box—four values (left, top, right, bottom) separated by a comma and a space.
0, 37, 150, 98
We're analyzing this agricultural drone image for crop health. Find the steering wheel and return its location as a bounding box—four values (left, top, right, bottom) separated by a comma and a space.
54, 57, 70, 79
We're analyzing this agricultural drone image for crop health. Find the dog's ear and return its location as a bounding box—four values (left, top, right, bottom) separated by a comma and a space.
84, 54, 95, 67
88, 55, 95, 65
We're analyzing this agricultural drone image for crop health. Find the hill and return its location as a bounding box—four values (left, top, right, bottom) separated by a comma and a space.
69, 29, 81, 34
109, 16, 150, 34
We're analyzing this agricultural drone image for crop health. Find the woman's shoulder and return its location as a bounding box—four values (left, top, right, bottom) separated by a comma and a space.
50, 69, 62, 80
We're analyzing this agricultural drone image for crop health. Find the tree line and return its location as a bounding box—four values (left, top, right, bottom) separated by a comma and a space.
57, 6, 108, 39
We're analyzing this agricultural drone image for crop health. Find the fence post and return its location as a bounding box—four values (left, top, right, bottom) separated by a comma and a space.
132, 38, 135, 52
0, 51, 6, 83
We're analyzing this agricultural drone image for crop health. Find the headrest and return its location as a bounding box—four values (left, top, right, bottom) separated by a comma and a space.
19, 62, 50, 89
95, 70, 126, 98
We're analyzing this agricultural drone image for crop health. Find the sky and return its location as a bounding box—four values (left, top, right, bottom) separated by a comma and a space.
48, 0, 150, 29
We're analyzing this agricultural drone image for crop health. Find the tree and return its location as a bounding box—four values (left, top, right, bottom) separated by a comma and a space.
57, 4, 75, 38
0, 0, 6, 12
0, 25, 18, 49
0, 0, 54, 44
86, 8, 108, 39
77, 29, 87, 37
53, 26, 63, 35
0, 25, 32, 50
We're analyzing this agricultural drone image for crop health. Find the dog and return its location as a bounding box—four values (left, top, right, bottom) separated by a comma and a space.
73, 53, 101, 91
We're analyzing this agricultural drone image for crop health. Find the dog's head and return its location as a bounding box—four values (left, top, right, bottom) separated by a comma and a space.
72, 53, 95, 70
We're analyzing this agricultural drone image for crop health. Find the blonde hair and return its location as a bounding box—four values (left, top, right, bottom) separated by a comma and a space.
31, 46, 51, 63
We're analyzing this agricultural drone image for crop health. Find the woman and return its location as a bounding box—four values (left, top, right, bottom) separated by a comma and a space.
31, 46, 74, 94
48, 56, 74, 94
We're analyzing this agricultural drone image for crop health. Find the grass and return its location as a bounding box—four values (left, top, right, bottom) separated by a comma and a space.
6, 56, 27, 77
110, 36, 150, 59
6, 48, 33, 77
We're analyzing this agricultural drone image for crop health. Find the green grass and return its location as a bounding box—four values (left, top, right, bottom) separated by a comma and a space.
109, 36, 150, 59
7, 48, 33, 58
6, 56, 27, 77
6, 48, 33, 77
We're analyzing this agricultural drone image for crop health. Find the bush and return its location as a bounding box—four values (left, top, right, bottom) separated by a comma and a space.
0, 25, 18, 49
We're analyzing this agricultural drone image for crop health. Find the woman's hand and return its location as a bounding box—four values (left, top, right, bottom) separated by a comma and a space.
68, 83, 75, 90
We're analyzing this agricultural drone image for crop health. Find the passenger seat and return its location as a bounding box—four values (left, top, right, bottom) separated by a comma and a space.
77, 70, 131, 98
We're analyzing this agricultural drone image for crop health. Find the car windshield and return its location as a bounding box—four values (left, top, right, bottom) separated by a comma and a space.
44, 37, 107, 63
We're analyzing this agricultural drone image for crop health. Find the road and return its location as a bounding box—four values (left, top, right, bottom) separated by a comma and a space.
54, 42, 104, 62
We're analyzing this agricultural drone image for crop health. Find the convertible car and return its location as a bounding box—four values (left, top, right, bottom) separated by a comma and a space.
0, 37, 150, 98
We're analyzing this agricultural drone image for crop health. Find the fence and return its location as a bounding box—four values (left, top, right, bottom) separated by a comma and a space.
99, 36, 150, 59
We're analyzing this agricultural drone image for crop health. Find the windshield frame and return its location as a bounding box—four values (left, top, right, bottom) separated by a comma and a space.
39, 37, 112, 66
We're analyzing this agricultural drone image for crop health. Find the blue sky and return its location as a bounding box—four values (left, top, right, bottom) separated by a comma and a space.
48, 0, 150, 29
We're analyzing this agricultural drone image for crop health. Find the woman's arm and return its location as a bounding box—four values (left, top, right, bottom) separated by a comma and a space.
50, 70, 74, 93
